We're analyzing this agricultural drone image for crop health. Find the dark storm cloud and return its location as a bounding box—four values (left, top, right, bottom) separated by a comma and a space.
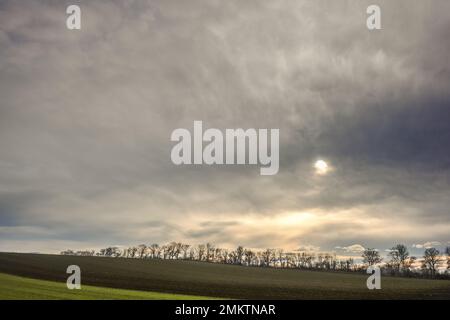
317, 97, 450, 168
0, 0, 449, 253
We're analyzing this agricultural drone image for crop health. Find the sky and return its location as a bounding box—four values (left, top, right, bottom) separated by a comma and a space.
0, 0, 449, 259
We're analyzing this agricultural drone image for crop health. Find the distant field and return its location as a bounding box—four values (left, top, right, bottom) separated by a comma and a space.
0, 252, 449, 299
0, 273, 214, 300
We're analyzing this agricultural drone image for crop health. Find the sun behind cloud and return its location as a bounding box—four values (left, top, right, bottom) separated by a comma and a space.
314, 160, 329, 175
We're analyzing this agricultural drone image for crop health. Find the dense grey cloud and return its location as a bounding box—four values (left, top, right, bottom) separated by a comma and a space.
0, 0, 449, 255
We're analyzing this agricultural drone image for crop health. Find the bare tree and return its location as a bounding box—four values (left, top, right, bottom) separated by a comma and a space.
166, 242, 178, 259
149, 243, 159, 259
403, 256, 417, 274
181, 244, 190, 259
174, 242, 182, 259
276, 249, 284, 268
304, 252, 315, 269
422, 248, 441, 277
297, 252, 310, 269
346, 258, 354, 271
137, 244, 147, 259
220, 249, 229, 264
206, 243, 215, 262
188, 247, 195, 260
214, 248, 222, 263
161, 245, 169, 259
128, 246, 138, 258
261, 249, 275, 267
245, 249, 255, 266
197, 244, 206, 261
235, 246, 244, 265
388, 244, 409, 273
362, 248, 382, 266
445, 247, 450, 271
323, 253, 336, 270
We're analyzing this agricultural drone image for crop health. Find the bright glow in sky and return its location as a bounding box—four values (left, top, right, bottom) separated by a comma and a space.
314, 160, 329, 175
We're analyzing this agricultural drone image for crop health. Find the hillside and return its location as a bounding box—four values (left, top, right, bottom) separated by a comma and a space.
0, 252, 449, 299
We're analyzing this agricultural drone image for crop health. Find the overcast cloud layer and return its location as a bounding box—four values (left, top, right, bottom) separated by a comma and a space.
1, 0, 449, 257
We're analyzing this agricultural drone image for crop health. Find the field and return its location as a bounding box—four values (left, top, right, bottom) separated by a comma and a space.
0, 252, 449, 299
0, 272, 213, 300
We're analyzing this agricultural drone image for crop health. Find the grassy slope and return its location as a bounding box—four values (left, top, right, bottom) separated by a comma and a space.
0, 252, 449, 299
0, 272, 214, 300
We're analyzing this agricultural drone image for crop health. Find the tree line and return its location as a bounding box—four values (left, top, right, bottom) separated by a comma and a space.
60, 242, 450, 279
361, 244, 449, 278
